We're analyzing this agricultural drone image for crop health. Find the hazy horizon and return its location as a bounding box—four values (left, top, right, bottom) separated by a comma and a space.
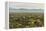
9, 9, 44, 13
9, 2, 44, 13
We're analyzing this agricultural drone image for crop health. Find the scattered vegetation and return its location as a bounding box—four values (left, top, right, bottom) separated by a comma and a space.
9, 13, 44, 29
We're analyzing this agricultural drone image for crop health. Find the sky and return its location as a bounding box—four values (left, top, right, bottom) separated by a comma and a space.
9, 2, 44, 13
9, 2, 44, 9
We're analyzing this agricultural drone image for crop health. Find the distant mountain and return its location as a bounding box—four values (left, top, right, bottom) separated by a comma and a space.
9, 8, 44, 13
